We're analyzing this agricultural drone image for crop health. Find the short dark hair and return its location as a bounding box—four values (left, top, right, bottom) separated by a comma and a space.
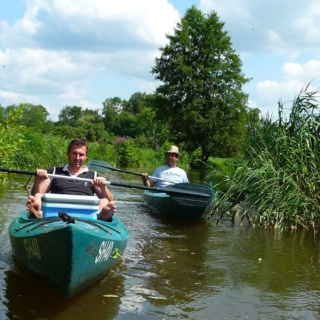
67, 138, 88, 154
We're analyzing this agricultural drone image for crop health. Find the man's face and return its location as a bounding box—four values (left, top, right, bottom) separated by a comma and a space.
166, 152, 179, 167
67, 145, 88, 169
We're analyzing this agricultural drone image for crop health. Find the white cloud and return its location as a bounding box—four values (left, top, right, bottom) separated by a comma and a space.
254, 59, 320, 118
199, 0, 320, 118
200, 0, 320, 54
1, 0, 320, 122
0, 89, 38, 104
0, 0, 182, 119
13, 0, 180, 49
282, 60, 320, 83
256, 80, 282, 104
282, 63, 304, 79
0, 48, 92, 92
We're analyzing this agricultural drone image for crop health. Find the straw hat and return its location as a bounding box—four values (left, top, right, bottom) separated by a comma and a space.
165, 145, 181, 157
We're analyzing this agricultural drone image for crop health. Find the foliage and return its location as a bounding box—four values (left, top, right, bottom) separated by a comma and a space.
151, 6, 250, 162
211, 86, 320, 232
102, 97, 126, 133
88, 141, 120, 167
0, 106, 26, 167
15, 132, 68, 169
3, 103, 49, 133
113, 111, 140, 137
81, 109, 103, 123
135, 104, 170, 149
101, 93, 171, 149
188, 147, 203, 169
58, 105, 83, 126
52, 125, 88, 140
113, 138, 141, 167
52, 122, 107, 142
205, 157, 237, 193
112, 136, 128, 146
84, 123, 107, 142
0, 104, 4, 123
124, 92, 150, 114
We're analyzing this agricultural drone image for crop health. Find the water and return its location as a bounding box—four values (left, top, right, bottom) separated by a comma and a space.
1, 173, 320, 319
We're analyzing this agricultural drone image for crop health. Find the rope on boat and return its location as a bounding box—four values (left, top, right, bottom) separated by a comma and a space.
14, 212, 119, 235
14, 217, 61, 232
58, 212, 75, 224
27, 218, 62, 232
71, 216, 121, 235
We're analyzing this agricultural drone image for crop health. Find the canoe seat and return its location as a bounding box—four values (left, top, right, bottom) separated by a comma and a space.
41, 194, 100, 218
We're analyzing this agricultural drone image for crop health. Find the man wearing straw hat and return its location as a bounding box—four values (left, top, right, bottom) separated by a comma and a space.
141, 145, 189, 188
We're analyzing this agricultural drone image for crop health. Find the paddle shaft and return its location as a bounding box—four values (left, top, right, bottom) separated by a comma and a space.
0, 167, 211, 198
104, 166, 141, 176
111, 168, 164, 182
87, 160, 168, 181
109, 167, 165, 182
0, 167, 95, 181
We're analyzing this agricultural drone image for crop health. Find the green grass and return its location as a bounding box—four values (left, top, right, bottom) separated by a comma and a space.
210, 85, 320, 232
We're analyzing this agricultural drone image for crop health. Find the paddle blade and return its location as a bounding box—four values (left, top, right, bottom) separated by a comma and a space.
171, 194, 213, 206
88, 160, 113, 173
169, 183, 213, 198
88, 159, 143, 177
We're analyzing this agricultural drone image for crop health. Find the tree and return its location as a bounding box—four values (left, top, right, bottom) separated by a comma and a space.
81, 108, 103, 123
124, 92, 149, 114
58, 105, 83, 126
102, 97, 126, 132
0, 105, 4, 123
113, 111, 139, 137
0, 105, 26, 168
4, 103, 49, 132
22, 103, 49, 132
151, 6, 250, 161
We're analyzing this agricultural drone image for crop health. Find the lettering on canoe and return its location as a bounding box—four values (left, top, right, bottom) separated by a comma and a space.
86, 242, 121, 262
38, 242, 56, 255
94, 241, 114, 263
86, 244, 99, 258
24, 238, 41, 260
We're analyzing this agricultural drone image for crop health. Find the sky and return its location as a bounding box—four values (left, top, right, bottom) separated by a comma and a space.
1, 0, 320, 121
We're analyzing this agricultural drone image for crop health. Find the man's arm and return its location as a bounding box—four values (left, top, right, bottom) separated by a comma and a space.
28, 170, 52, 218
31, 170, 52, 197
93, 177, 114, 201
141, 173, 156, 187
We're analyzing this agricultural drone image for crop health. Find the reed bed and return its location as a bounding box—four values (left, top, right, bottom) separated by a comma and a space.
210, 86, 320, 231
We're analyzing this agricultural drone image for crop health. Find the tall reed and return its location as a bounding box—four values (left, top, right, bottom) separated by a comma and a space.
211, 86, 320, 231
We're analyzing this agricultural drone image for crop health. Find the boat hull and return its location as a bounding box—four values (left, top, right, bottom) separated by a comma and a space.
9, 212, 128, 299
143, 186, 214, 221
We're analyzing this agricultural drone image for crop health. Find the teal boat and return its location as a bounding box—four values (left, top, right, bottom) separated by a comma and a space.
143, 183, 214, 221
8, 194, 129, 299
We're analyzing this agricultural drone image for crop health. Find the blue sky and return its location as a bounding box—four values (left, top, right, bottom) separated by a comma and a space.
1, 0, 320, 121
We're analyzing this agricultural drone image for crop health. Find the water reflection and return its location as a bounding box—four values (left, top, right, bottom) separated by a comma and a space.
2, 176, 320, 319
4, 264, 126, 320
119, 206, 219, 319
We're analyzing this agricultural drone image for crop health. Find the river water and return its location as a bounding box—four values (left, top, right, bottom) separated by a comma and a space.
1, 172, 320, 320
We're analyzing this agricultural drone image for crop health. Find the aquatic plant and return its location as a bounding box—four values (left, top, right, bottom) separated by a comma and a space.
210, 85, 320, 232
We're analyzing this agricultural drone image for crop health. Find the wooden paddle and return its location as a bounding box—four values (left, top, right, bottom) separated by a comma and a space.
88, 159, 168, 181
0, 167, 212, 200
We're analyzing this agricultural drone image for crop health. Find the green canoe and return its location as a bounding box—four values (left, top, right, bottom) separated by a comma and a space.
143, 183, 214, 221
8, 194, 129, 299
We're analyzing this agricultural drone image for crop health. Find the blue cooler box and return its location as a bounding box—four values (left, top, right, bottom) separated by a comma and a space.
41, 193, 100, 218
